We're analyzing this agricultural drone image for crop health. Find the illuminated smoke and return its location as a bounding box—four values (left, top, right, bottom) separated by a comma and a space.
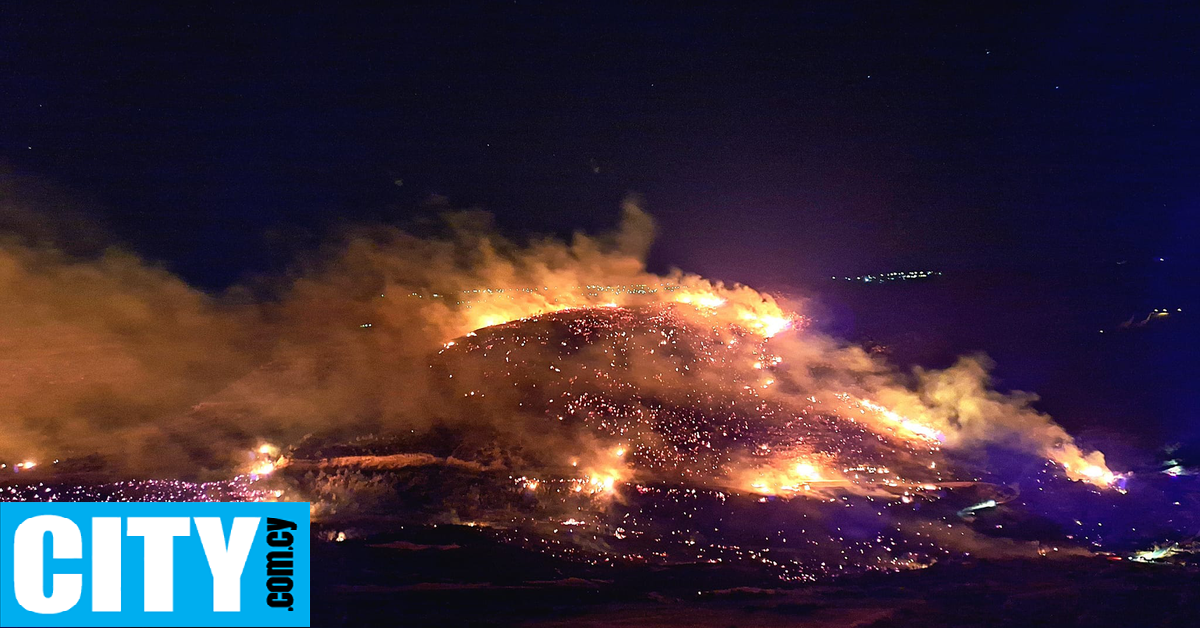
0, 182, 1115, 488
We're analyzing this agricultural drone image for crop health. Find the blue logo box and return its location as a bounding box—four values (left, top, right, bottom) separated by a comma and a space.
0, 502, 309, 627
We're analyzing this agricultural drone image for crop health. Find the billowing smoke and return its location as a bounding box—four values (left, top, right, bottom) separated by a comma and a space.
761, 338, 1114, 485
0, 183, 267, 474
0, 181, 1113, 486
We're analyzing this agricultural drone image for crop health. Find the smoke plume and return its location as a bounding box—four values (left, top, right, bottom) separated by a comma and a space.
0, 184, 1112, 485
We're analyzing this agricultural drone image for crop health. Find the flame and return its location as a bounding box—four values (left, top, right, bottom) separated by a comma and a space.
794, 462, 821, 481
244, 443, 286, 479
250, 460, 276, 477
590, 475, 616, 492
856, 399, 945, 444
740, 312, 793, 337
477, 315, 506, 328
674, 288, 798, 338
442, 280, 796, 341
739, 455, 841, 496
1060, 456, 1119, 488
569, 474, 619, 495
676, 292, 726, 309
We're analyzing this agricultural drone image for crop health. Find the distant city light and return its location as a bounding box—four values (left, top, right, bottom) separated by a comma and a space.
833, 271, 942, 284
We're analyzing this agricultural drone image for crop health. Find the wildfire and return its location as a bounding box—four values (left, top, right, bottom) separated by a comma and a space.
1060, 457, 1120, 489
739, 455, 845, 497
246, 442, 285, 479
438, 279, 799, 342
738, 311, 793, 338
590, 475, 617, 492
568, 474, 619, 495
250, 460, 276, 477
794, 461, 821, 481
855, 398, 945, 444
675, 292, 726, 309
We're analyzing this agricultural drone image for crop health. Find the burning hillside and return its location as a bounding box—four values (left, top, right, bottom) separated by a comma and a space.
432, 303, 952, 498
5, 199, 1182, 588
259, 301, 1151, 582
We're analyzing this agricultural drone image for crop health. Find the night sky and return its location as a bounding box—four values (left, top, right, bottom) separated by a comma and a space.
3, 3, 1197, 285
1, 4, 1196, 444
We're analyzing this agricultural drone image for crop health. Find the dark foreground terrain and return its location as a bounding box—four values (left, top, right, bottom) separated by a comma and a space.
311, 527, 1198, 628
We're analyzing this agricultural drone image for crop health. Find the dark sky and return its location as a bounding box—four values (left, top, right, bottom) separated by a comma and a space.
0, 3, 1197, 451
1, 2, 1197, 288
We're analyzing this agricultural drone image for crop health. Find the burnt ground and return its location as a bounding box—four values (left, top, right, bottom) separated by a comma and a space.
311, 530, 1199, 628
